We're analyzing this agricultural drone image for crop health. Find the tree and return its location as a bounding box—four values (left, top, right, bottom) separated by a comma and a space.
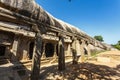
118, 40, 120, 45
94, 35, 104, 42
112, 40, 120, 50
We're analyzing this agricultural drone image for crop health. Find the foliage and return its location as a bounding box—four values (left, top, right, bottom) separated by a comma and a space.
118, 40, 120, 45
91, 50, 105, 57
94, 35, 104, 42
112, 45, 120, 50
112, 40, 120, 50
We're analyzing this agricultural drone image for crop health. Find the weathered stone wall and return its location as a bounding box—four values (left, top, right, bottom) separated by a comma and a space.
0, 1, 117, 80
0, 31, 14, 59
17, 36, 34, 60
0, 0, 116, 63
0, 31, 14, 45
0, 0, 115, 50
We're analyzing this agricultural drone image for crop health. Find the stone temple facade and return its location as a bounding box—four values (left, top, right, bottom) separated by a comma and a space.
0, 0, 115, 79
0, 0, 114, 65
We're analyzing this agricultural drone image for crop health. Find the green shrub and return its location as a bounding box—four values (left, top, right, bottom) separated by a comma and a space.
91, 50, 105, 57
112, 40, 120, 50
112, 44, 120, 50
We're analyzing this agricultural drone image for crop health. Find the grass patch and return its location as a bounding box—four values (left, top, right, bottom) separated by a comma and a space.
91, 50, 106, 57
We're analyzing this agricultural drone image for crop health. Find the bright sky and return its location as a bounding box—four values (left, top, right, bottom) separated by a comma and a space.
35, 0, 120, 44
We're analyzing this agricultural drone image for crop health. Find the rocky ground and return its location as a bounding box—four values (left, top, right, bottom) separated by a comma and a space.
0, 50, 120, 80
40, 50, 120, 80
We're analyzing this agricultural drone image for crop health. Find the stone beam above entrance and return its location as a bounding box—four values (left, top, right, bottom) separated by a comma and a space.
0, 22, 35, 38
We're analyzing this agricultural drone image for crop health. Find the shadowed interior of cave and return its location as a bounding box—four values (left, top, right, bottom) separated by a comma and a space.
45, 43, 54, 57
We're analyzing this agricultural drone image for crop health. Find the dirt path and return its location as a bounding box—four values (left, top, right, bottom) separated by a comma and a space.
89, 50, 120, 67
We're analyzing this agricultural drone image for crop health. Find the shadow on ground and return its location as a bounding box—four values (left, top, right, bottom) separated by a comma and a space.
40, 62, 120, 80
0, 54, 30, 80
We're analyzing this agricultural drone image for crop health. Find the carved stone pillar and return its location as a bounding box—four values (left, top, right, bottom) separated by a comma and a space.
76, 40, 81, 56
31, 32, 42, 80
53, 44, 57, 57
11, 34, 20, 61
79, 40, 91, 62
75, 39, 81, 62
41, 42, 46, 59
58, 36, 65, 71
79, 40, 85, 62
85, 41, 91, 57
67, 43, 71, 56
71, 38, 78, 64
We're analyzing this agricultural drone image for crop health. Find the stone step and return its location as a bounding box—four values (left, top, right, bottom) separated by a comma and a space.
20, 60, 32, 64
0, 58, 10, 65
23, 63, 32, 69
41, 59, 51, 65
19, 60, 32, 69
